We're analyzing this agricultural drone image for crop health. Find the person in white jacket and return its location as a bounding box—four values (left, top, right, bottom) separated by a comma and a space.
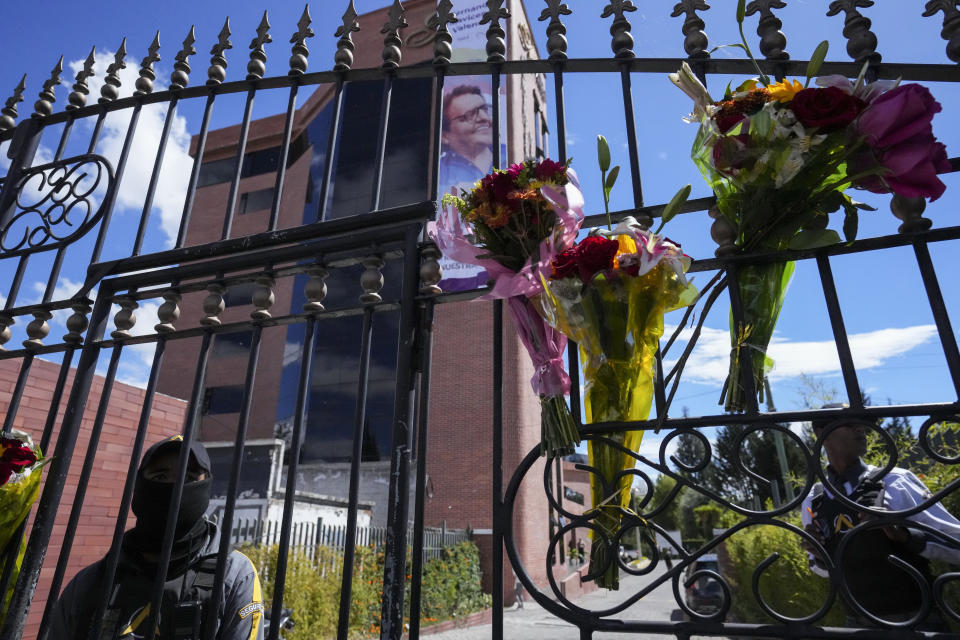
801, 413, 960, 629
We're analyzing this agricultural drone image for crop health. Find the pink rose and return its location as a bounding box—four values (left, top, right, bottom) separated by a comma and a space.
852, 135, 951, 201
857, 84, 942, 148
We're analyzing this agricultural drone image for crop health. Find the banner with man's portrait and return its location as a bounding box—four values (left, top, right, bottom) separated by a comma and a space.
433, 1, 505, 292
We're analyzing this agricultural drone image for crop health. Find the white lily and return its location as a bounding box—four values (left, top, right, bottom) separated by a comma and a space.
669, 61, 714, 121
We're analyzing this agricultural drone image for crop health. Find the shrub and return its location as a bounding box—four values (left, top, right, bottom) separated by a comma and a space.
239, 540, 490, 639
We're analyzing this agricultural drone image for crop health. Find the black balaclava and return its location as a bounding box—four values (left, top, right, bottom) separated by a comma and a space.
129, 437, 212, 547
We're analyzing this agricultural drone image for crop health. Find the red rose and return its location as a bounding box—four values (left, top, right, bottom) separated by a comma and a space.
575, 236, 619, 282
0, 461, 13, 486
790, 86, 865, 132
534, 159, 567, 183
2, 444, 37, 469
550, 248, 578, 279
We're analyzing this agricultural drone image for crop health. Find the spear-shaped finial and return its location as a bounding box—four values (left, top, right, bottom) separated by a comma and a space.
289, 4, 315, 76
602, 0, 638, 59
827, 0, 881, 68
247, 10, 272, 80
480, 0, 510, 63
429, 0, 458, 65
381, 0, 408, 69
333, 0, 361, 72
68, 47, 97, 110
208, 17, 233, 86
670, 0, 710, 59
539, 1, 573, 60
33, 55, 63, 118
745, 1, 789, 60
135, 32, 162, 96
170, 26, 197, 90
0, 74, 26, 132
923, 0, 960, 63
99, 38, 128, 104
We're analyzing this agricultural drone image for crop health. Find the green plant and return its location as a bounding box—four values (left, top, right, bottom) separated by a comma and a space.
721, 513, 845, 626
239, 541, 490, 639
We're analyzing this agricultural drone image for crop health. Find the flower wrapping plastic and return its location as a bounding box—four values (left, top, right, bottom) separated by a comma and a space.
541, 220, 696, 588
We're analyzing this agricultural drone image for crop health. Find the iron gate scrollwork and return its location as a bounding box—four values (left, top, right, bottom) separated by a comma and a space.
0, 1, 958, 640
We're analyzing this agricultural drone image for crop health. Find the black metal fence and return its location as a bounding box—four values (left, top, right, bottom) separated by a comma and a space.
0, 1, 958, 640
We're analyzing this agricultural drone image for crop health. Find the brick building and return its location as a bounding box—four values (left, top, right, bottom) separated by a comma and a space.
154, 0, 589, 602
0, 358, 188, 639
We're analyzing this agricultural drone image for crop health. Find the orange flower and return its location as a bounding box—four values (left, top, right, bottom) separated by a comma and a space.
482, 203, 512, 229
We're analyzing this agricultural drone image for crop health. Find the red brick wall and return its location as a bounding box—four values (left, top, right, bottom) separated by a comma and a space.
0, 357, 187, 639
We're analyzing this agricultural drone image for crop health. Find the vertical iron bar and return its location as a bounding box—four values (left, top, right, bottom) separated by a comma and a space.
379, 227, 424, 640
41, 249, 67, 302
370, 75, 395, 212
133, 97, 179, 255
87, 112, 107, 155
39, 345, 122, 640
724, 262, 759, 413
619, 65, 644, 209
337, 307, 375, 640
201, 326, 263, 640
144, 331, 213, 640
5, 257, 29, 309
492, 298, 504, 640
408, 301, 435, 640
91, 105, 143, 263
268, 317, 318, 640
53, 118, 75, 162
0, 292, 111, 640
268, 84, 299, 231
815, 254, 864, 409
77, 337, 167, 640
177, 93, 217, 248
490, 66, 504, 640
316, 80, 345, 222
913, 240, 960, 398
555, 458, 564, 564
221, 87, 257, 240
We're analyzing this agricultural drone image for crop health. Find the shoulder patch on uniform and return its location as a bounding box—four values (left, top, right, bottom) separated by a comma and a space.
238, 602, 264, 619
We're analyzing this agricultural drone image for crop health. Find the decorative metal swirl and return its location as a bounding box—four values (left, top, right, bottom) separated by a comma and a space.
0, 154, 114, 257
504, 413, 960, 632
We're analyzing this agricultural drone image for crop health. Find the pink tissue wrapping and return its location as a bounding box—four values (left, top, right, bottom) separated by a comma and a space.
430, 169, 585, 398
506, 296, 571, 397
430, 169, 585, 300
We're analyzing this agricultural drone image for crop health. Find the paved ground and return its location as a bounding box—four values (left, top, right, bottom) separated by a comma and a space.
426, 561, 690, 640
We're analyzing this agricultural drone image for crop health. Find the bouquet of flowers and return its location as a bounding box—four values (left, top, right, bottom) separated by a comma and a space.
434, 159, 585, 457
540, 218, 696, 588
1, 430, 48, 618
671, 43, 950, 412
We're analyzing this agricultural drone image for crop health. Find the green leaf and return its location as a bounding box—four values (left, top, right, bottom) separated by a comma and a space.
736, 0, 746, 24
805, 40, 829, 86
788, 229, 842, 250
597, 135, 611, 173
656, 184, 691, 233
604, 165, 620, 192
749, 108, 772, 137
848, 198, 878, 212
843, 209, 859, 244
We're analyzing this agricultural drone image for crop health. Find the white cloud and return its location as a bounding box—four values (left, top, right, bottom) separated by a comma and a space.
67, 50, 192, 248
663, 323, 939, 385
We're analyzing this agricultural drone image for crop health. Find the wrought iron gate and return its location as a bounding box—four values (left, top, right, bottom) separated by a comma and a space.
0, 1, 958, 640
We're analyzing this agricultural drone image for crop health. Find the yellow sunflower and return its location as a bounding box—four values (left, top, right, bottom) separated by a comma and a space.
767, 78, 804, 103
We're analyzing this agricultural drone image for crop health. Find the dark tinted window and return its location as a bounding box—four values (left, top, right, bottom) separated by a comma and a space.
326, 77, 432, 219
239, 188, 275, 214
224, 282, 257, 307
197, 133, 309, 188
203, 385, 245, 415
212, 330, 254, 359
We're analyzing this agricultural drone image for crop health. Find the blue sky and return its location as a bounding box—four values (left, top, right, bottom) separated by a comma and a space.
1, 1, 958, 465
